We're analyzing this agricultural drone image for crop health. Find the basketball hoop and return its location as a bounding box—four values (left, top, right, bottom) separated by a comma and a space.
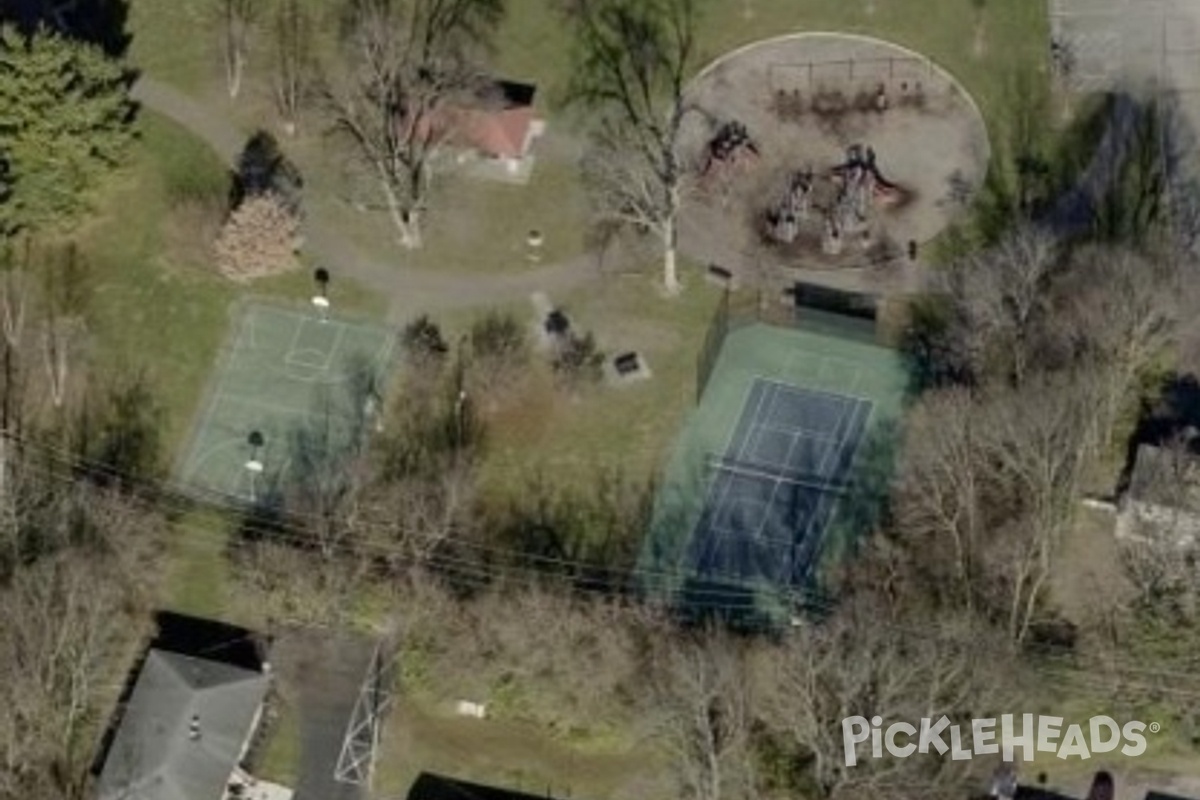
312, 294, 331, 323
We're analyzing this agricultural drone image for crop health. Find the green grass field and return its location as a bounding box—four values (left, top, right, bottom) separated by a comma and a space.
374, 696, 664, 800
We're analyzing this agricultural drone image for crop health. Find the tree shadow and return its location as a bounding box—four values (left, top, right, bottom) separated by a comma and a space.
1118, 372, 1200, 494
897, 292, 972, 394
2, 0, 131, 57
488, 466, 655, 594
75, 368, 166, 491
230, 131, 304, 215
966, 69, 1186, 255
230, 351, 383, 549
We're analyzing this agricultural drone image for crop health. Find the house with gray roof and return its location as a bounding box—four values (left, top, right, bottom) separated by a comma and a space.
95, 648, 274, 800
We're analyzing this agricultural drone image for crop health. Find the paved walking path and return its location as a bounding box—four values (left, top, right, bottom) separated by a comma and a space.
131, 77, 602, 323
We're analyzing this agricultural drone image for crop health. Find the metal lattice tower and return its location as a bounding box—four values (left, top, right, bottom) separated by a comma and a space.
334, 637, 398, 788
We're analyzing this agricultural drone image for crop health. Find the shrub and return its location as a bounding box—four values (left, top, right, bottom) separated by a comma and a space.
401, 315, 449, 370
467, 312, 529, 397
469, 311, 527, 364
233, 130, 303, 215
214, 192, 302, 282
552, 331, 605, 388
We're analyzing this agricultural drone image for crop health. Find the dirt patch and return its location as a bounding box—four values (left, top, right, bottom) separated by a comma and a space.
678, 33, 990, 290
1052, 506, 1130, 630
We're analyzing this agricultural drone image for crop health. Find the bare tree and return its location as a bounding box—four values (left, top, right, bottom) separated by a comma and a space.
39, 244, 89, 411
325, 0, 503, 248
892, 387, 988, 612
273, 0, 313, 135
975, 374, 1100, 643
223, 0, 257, 99
646, 627, 754, 800
750, 601, 1004, 800
570, 0, 699, 293
934, 223, 1059, 385
0, 239, 30, 436
0, 480, 163, 800
284, 386, 375, 559
0, 242, 29, 536
1061, 245, 1178, 450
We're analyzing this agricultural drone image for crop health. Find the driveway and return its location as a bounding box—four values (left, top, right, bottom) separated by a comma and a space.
271, 627, 379, 800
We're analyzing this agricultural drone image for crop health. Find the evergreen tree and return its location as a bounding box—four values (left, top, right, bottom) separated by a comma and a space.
0, 25, 134, 234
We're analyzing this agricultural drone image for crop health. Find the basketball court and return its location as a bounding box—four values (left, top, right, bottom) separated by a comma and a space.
175, 301, 395, 500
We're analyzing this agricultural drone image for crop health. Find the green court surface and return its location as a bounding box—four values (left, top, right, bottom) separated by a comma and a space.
175, 301, 396, 500
639, 321, 909, 622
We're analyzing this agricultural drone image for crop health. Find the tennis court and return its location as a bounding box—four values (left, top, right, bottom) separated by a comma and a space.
640, 320, 908, 620
690, 379, 872, 586
175, 301, 395, 500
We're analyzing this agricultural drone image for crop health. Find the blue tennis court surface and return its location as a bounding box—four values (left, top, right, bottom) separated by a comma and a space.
686, 378, 872, 585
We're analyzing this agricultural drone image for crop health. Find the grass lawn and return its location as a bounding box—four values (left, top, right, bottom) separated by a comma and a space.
374, 697, 666, 800
254, 699, 303, 786
163, 510, 235, 619
78, 111, 383, 633
124, 0, 1048, 277
471, 266, 722, 501
304, 132, 590, 276
77, 110, 384, 458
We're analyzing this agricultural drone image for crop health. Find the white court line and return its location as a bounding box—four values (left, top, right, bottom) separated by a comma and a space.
762, 377, 860, 438
283, 315, 306, 367
698, 379, 771, 567
750, 421, 837, 445
790, 393, 870, 570
811, 400, 876, 572
318, 323, 346, 371
755, 398, 802, 552
284, 318, 346, 371
754, 374, 873, 404
211, 391, 323, 420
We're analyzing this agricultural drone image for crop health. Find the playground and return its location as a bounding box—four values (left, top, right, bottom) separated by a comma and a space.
679, 33, 992, 283
174, 301, 396, 501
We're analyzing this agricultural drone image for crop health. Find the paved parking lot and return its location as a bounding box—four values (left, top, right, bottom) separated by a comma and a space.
1048, 0, 1200, 93
1045, 0, 1200, 246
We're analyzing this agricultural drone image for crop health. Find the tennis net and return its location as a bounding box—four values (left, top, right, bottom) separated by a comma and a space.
705, 454, 850, 496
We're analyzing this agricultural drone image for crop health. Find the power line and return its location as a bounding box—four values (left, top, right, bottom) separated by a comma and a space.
8, 433, 1200, 698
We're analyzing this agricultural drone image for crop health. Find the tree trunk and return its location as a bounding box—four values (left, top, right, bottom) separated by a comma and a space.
227, 49, 244, 99
376, 171, 421, 248
663, 211, 681, 294
42, 327, 69, 409
402, 209, 423, 249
